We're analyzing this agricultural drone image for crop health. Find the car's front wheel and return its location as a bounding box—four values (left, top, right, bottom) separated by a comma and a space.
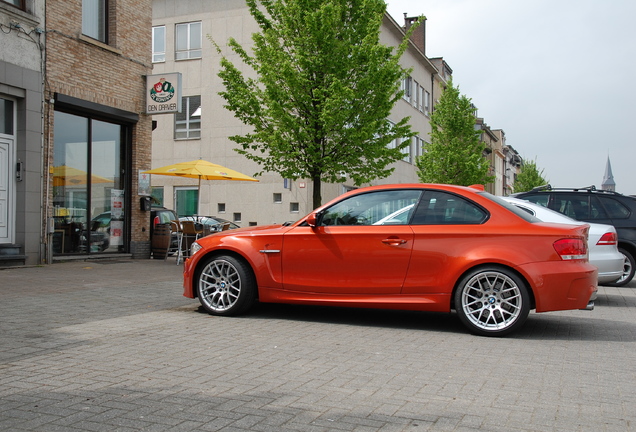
455, 267, 530, 337
196, 255, 256, 316
607, 248, 635, 287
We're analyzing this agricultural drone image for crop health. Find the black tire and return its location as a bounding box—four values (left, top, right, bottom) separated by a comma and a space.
606, 248, 635, 287
454, 266, 530, 337
195, 255, 256, 316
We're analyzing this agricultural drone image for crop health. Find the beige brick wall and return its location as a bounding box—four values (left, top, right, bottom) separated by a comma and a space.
45, 0, 154, 254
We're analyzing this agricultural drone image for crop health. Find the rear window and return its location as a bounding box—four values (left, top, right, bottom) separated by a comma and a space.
481, 193, 542, 223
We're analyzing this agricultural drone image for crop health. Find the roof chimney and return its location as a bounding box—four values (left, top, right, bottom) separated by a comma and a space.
404, 14, 426, 55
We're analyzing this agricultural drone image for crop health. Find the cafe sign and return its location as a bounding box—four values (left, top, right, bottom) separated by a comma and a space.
146, 72, 182, 114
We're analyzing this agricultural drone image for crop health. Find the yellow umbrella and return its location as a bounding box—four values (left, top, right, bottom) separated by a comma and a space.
142, 159, 258, 214
52, 165, 112, 187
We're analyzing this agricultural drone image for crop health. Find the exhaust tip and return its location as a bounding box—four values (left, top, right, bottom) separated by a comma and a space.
582, 301, 595, 311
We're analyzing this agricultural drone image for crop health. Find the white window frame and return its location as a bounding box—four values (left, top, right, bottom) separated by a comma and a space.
152, 26, 166, 63
424, 90, 431, 116
175, 22, 202, 60
401, 76, 412, 102
174, 96, 201, 139
413, 80, 419, 109
400, 137, 412, 163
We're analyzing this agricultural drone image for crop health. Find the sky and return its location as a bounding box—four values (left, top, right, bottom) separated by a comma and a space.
386, 0, 636, 195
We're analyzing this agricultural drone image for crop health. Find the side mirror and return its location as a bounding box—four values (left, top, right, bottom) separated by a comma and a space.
306, 213, 318, 227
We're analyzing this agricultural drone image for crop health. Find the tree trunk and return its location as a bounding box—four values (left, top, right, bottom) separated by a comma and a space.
312, 176, 322, 210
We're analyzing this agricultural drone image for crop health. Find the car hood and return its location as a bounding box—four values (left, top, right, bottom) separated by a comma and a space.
199, 223, 290, 240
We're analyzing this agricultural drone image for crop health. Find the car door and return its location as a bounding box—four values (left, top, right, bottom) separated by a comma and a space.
281, 189, 421, 294
402, 190, 489, 296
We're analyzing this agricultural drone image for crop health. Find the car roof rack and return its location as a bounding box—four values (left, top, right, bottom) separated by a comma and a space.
527, 184, 624, 195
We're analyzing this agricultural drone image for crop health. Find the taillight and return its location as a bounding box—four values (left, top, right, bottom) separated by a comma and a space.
554, 238, 587, 260
153, 216, 160, 227
596, 232, 617, 246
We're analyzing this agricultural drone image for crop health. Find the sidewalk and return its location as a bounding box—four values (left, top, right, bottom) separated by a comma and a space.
1, 258, 635, 431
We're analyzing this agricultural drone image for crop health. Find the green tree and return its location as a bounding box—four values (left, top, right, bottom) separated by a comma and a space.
215, 0, 422, 208
513, 158, 549, 193
416, 80, 493, 186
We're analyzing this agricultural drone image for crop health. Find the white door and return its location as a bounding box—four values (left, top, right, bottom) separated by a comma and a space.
0, 137, 14, 243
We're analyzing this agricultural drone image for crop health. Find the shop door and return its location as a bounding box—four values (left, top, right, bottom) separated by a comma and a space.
0, 136, 14, 243
52, 112, 124, 255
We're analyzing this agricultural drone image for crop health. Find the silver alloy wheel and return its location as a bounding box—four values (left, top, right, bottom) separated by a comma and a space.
198, 258, 242, 312
459, 271, 524, 332
616, 252, 632, 285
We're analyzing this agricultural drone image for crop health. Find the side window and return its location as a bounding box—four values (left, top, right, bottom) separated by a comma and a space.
599, 196, 630, 219
411, 191, 487, 225
320, 190, 422, 226
522, 193, 549, 207
550, 195, 590, 219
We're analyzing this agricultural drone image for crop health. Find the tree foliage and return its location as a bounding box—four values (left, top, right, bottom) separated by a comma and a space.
513, 158, 549, 193
415, 80, 493, 186
214, 0, 421, 207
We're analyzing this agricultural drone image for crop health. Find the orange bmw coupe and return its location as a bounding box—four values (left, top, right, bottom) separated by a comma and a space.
183, 184, 597, 336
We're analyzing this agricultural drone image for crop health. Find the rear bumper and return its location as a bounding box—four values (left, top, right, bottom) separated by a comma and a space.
519, 261, 598, 313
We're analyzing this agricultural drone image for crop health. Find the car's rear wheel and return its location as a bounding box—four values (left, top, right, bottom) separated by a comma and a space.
196, 255, 256, 316
607, 248, 635, 287
455, 267, 530, 337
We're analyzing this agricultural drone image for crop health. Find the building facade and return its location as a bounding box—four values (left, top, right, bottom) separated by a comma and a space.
0, 0, 45, 266
44, 0, 155, 262
3, 0, 159, 267
150, 1, 460, 225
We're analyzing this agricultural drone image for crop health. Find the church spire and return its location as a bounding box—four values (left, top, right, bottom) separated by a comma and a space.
602, 156, 616, 191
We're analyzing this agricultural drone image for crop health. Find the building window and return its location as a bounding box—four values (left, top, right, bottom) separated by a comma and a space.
52, 111, 126, 255
82, 0, 107, 43
218, 203, 225, 213
273, 193, 282, 203
424, 90, 430, 115
401, 137, 412, 163
401, 76, 412, 102
290, 202, 299, 213
249, 222, 257, 226
413, 80, 420, 109
175, 96, 201, 139
1, 98, 14, 135
152, 26, 166, 63
175, 22, 202, 60
151, 187, 164, 206
233, 212, 241, 223
2, 0, 24, 9
175, 188, 198, 217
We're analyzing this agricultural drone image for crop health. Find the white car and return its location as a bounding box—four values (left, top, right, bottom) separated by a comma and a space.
503, 197, 624, 285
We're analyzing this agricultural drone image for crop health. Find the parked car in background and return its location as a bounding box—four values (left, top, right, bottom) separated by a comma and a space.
178, 216, 240, 234
183, 184, 597, 337
502, 197, 623, 285
514, 185, 636, 286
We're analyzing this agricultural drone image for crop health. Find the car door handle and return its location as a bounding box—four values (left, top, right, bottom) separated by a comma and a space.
382, 237, 408, 246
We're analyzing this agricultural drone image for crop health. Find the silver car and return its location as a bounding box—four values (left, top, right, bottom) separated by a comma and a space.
503, 197, 624, 285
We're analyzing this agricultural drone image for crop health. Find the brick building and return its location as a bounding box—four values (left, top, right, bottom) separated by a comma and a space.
44, 0, 154, 261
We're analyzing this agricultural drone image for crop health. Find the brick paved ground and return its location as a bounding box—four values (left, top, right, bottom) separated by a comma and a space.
0, 259, 634, 431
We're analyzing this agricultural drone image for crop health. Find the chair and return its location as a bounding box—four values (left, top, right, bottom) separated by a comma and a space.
169, 221, 183, 264
178, 220, 203, 264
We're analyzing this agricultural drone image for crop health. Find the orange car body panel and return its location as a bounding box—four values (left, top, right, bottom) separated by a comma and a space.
183, 184, 597, 314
